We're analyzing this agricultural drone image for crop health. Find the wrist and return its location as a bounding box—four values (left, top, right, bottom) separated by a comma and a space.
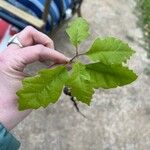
0, 106, 31, 131
0, 108, 17, 131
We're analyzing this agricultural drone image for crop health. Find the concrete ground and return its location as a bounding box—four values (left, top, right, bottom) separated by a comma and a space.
13, 0, 150, 150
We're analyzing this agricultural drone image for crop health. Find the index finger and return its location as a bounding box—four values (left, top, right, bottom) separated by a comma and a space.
17, 45, 69, 67
8, 26, 54, 50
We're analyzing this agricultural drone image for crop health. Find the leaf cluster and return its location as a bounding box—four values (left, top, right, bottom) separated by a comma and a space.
17, 18, 137, 110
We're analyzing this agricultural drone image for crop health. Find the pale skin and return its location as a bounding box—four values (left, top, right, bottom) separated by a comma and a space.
0, 26, 69, 131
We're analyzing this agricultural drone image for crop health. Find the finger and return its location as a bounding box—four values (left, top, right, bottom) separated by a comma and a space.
7, 26, 54, 50
17, 45, 69, 67
18, 26, 54, 48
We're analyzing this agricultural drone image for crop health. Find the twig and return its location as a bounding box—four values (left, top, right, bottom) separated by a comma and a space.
69, 52, 86, 63
63, 87, 87, 119
48, 63, 58, 68
70, 96, 87, 119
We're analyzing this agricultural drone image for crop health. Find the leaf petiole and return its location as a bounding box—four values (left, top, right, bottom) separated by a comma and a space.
69, 52, 86, 63
75, 46, 79, 55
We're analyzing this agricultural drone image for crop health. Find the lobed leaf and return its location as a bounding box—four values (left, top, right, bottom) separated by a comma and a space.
17, 66, 68, 110
86, 37, 135, 64
66, 17, 90, 47
66, 62, 94, 105
86, 62, 137, 89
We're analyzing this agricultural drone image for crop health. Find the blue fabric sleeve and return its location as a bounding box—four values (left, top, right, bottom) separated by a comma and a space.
0, 123, 20, 150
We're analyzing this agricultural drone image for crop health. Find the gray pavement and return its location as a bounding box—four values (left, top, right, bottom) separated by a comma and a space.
13, 0, 150, 149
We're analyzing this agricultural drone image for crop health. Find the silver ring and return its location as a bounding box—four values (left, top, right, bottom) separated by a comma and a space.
7, 34, 23, 48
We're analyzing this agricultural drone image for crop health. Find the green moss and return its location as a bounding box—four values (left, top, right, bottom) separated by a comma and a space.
136, 0, 150, 58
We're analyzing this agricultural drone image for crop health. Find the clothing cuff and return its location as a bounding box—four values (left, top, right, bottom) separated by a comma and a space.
0, 123, 20, 150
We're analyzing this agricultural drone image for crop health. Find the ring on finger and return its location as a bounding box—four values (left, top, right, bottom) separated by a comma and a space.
7, 34, 23, 48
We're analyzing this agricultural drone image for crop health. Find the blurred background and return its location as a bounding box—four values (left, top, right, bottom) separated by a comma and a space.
0, 0, 150, 149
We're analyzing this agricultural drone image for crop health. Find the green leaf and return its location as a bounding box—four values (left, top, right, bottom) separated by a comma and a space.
86, 62, 137, 89
86, 37, 135, 64
17, 66, 68, 110
66, 62, 94, 105
66, 17, 90, 47
16, 17, 138, 111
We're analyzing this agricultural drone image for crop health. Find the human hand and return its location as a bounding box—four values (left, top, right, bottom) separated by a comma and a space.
0, 26, 69, 131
